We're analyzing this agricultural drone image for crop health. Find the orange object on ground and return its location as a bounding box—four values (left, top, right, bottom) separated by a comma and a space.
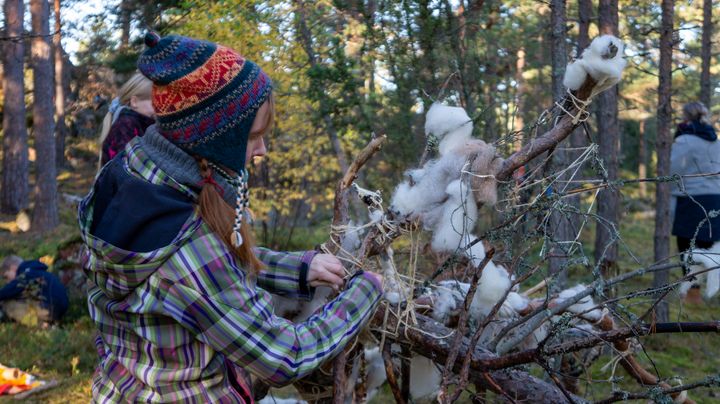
0, 363, 44, 395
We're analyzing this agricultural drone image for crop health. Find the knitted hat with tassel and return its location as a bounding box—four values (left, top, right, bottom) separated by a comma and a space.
137, 32, 272, 246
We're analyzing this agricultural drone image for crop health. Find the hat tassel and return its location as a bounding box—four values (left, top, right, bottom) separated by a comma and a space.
231, 170, 250, 248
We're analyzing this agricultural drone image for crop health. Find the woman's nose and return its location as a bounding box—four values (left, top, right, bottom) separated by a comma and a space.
253, 139, 267, 158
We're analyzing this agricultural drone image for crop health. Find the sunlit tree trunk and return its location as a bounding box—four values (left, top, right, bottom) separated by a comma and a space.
54, 0, 68, 168
1, 0, 30, 215
699, 0, 713, 108
594, 0, 620, 286
514, 47, 526, 150
653, 0, 675, 323
30, 0, 59, 231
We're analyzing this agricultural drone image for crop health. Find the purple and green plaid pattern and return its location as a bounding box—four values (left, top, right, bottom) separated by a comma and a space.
79, 141, 382, 403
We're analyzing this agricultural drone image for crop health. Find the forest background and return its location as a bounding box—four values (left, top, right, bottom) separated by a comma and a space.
0, 0, 718, 402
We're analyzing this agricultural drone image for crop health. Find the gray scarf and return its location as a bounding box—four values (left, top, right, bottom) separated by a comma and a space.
139, 125, 237, 206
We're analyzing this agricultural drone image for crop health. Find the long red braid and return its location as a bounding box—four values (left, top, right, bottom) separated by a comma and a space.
197, 158, 263, 274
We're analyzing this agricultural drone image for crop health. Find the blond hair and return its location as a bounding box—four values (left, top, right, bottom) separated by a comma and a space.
98, 73, 153, 168
683, 102, 711, 125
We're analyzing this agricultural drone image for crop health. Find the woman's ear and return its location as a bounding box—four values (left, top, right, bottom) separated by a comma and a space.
129, 95, 138, 109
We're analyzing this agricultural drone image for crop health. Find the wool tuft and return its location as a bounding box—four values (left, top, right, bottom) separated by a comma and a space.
425, 103, 474, 156
681, 242, 720, 298
430, 180, 478, 252
563, 35, 627, 94
469, 260, 512, 318
557, 284, 603, 321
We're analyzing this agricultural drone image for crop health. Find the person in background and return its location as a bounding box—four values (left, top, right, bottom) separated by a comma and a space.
98, 73, 155, 168
670, 101, 720, 300
0, 256, 69, 326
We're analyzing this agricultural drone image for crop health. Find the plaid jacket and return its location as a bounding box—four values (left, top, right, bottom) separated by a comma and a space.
79, 139, 382, 403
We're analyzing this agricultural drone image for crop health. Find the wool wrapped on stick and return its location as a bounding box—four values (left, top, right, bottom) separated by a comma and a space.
563, 34, 627, 98
390, 103, 504, 222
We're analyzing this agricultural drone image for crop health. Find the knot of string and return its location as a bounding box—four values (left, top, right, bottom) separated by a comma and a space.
554, 88, 593, 125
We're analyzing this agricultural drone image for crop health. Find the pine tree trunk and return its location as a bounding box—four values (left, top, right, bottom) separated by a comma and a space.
514, 47, 526, 149
548, 0, 571, 286
120, 0, 131, 49
1, 0, 30, 215
594, 0, 620, 286
699, 0, 713, 108
570, 0, 592, 152
653, 0, 675, 323
30, 0, 59, 231
54, 0, 67, 168
638, 119, 647, 198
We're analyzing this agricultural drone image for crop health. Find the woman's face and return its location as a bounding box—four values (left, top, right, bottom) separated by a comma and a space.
245, 101, 270, 165
130, 96, 155, 119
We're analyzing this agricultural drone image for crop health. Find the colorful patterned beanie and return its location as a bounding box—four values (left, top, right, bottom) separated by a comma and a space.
137, 32, 272, 174
137, 32, 271, 247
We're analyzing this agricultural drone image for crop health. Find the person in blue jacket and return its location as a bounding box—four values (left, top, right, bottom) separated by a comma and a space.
0, 256, 69, 325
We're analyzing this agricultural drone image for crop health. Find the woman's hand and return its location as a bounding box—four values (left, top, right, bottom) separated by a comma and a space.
307, 254, 346, 291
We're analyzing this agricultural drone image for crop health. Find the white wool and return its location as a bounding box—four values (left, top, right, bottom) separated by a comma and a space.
430, 281, 464, 324
431, 265, 511, 322
380, 249, 406, 304
389, 181, 422, 217
563, 35, 627, 93
340, 220, 362, 254
469, 261, 512, 318
557, 284, 602, 320
464, 240, 486, 268
562, 60, 588, 91
505, 292, 529, 312
390, 154, 467, 218
368, 209, 383, 223
362, 346, 388, 402
258, 396, 306, 404
405, 167, 426, 184
430, 180, 478, 252
682, 242, 720, 298
425, 103, 473, 156
557, 284, 587, 301
409, 356, 442, 400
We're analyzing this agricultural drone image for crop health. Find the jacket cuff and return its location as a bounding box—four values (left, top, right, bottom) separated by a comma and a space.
299, 250, 318, 299
348, 270, 383, 295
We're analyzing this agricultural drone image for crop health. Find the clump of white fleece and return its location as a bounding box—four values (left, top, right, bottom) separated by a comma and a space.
563, 35, 627, 95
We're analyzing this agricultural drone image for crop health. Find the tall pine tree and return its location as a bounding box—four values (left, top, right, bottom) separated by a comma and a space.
30, 0, 59, 231
1, 0, 30, 215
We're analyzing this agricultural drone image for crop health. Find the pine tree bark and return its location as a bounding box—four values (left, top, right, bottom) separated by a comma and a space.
699, 0, 713, 108
514, 48, 526, 149
30, 0, 59, 231
1, 0, 30, 215
54, 0, 67, 168
653, 0, 675, 323
570, 0, 592, 152
594, 0, 620, 287
548, 0, 572, 286
638, 119, 647, 198
120, 0, 131, 49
